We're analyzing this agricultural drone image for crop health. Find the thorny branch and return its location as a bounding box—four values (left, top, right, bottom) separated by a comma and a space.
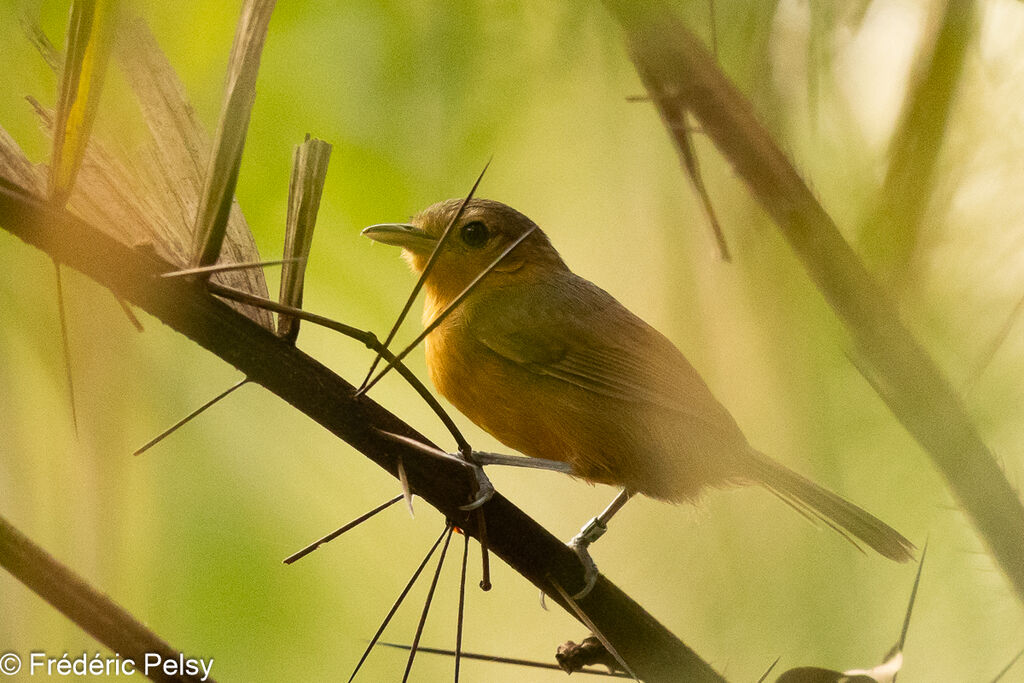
0, 178, 724, 682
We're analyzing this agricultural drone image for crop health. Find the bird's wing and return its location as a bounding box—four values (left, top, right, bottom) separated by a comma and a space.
468, 276, 740, 431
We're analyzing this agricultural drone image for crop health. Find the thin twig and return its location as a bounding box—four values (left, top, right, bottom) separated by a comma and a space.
283, 494, 403, 565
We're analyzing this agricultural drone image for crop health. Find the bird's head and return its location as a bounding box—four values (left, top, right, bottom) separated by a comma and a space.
362, 198, 566, 304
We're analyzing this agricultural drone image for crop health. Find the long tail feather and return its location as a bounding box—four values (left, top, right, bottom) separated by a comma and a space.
745, 451, 915, 562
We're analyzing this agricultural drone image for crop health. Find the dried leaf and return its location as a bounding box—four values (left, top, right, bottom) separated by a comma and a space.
191, 0, 276, 268
278, 135, 331, 340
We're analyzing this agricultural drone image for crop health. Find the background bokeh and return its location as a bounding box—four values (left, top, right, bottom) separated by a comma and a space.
2, 0, 1024, 680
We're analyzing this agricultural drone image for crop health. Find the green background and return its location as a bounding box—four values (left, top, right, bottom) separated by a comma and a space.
2, 1, 1023, 680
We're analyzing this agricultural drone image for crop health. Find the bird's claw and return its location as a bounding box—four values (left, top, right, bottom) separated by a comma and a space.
568, 517, 606, 599
458, 456, 494, 511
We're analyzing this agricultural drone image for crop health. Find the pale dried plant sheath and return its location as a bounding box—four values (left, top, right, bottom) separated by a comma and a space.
191, 0, 277, 270
278, 136, 331, 341
0, 14, 275, 329
116, 16, 273, 327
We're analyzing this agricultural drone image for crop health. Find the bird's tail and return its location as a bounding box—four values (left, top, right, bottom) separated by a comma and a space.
743, 450, 914, 562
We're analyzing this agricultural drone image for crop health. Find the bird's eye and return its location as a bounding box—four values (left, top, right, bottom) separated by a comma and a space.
459, 221, 489, 248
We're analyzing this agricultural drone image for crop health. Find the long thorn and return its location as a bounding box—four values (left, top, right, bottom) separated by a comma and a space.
455, 531, 469, 683
992, 645, 1024, 683
348, 524, 450, 683
206, 283, 470, 453
160, 257, 302, 279
374, 430, 467, 466
359, 161, 491, 393
898, 539, 928, 651
672, 108, 729, 261
965, 290, 1024, 394
378, 643, 631, 678
283, 494, 403, 565
403, 524, 455, 683
116, 296, 144, 331
375, 431, 489, 593
549, 579, 638, 682
132, 379, 248, 456
360, 225, 537, 396
54, 261, 78, 435
477, 509, 491, 591
398, 457, 414, 518
755, 656, 780, 683
708, 0, 718, 58
890, 539, 929, 683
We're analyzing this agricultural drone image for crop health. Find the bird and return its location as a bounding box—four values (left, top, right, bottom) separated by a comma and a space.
362, 198, 914, 585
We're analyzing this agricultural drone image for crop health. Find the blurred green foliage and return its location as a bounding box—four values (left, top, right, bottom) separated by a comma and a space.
2, 1, 1024, 680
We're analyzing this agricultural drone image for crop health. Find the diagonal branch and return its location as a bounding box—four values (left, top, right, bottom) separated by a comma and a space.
605, 0, 1024, 603
0, 513, 213, 683
0, 177, 724, 682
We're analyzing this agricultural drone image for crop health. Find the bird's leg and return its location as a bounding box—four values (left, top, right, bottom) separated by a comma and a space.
568, 489, 635, 599
457, 449, 494, 512
456, 450, 574, 511
470, 451, 574, 473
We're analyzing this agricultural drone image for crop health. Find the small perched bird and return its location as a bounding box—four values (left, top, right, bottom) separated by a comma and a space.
363, 198, 913, 564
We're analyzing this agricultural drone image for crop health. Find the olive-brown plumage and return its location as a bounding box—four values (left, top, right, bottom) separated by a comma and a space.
364, 198, 913, 562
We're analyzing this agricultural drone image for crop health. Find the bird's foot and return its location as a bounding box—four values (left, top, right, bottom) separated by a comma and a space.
568, 517, 607, 599
457, 451, 494, 511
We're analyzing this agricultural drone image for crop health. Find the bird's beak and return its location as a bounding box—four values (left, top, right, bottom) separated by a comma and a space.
361, 223, 436, 255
